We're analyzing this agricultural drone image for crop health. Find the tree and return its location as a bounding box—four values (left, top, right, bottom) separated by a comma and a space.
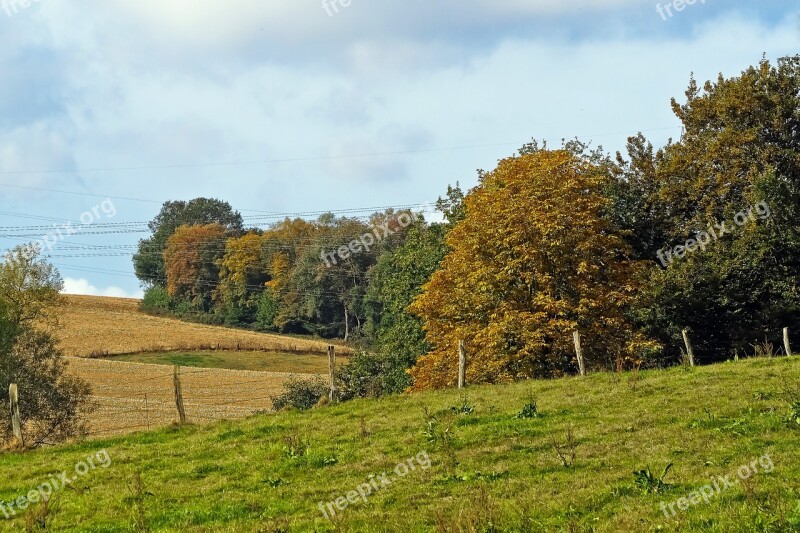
0, 245, 92, 446
163, 224, 228, 312
361, 221, 449, 394
632, 57, 800, 362
409, 150, 656, 390
216, 232, 269, 325
134, 198, 243, 287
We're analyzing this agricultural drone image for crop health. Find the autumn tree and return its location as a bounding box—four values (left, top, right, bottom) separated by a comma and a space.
163, 224, 228, 312
216, 232, 269, 325
134, 198, 243, 287
409, 150, 656, 390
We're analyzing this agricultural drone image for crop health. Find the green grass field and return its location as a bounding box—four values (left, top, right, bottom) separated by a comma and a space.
107, 350, 336, 374
1, 358, 799, 532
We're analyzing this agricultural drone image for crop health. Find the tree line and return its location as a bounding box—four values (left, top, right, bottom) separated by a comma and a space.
133, 57, 800, 393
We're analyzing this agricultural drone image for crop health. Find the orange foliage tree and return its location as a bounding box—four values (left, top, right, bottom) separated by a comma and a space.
409, 150, 656, 390
163, 224, 228, 311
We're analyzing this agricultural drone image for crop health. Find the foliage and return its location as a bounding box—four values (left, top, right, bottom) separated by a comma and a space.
409, 150, 657, 390
271, 377, 328, 411
133, 198, 243, 287
163, 224, 228, 312
362, 221, 450, 393
621, 58, 800, 363
0, 245, 93, 446
139, 285, 172, 315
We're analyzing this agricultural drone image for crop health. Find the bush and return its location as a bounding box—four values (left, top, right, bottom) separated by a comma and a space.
1, 328, 94, 446
140, 286, 172, 315
271, 377, 328, 411
335, 351, 416, 400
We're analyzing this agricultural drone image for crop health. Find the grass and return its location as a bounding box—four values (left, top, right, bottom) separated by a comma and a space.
1, 358, 800, 531
107, 350, 339, 374
55, 295, 337, 357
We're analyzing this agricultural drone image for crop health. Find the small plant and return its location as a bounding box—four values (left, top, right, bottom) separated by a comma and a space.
788, 402, 800, 428
551, 426, 578, 467
24, 496, 55, 532
282, 434, 310, 459
423, 407, 459, 473
359, 416, 371, 439
752, 338, 776, 359
449, 396, 475, 416
627, 363, 642, 390
633, 463, 673, 494
516, 395, 539, 419
264, 476, 285, 487
128, 471, 152, 533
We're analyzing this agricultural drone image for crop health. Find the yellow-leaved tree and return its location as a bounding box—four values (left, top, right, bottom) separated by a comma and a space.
409, 149, 657, 390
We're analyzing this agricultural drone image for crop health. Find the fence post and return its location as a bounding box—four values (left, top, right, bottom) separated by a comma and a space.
682, 329, 696, 367
173, 366, 186, 424
328, 345, 336, 401
9, 383, 23, 447
458, 340, 467, 389
784, 327, 793, 357
573, 331, 586, 377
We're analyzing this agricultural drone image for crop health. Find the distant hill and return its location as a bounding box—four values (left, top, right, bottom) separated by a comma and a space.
55, 294, 335, 357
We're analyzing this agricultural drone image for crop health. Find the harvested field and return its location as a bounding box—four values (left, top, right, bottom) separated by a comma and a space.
55, 294, 339, 357
67, 357, 324, 438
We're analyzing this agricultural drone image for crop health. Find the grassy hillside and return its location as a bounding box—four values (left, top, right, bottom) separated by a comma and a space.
55, 295, 337, 357
1, 358, 799, 532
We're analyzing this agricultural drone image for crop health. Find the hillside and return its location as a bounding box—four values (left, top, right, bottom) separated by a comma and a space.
1, 357, 798, 531
55, 295, 335, 357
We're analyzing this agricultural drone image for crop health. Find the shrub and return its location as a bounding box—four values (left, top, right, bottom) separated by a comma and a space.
140, 286, 172, 315
271, 377, 328, 411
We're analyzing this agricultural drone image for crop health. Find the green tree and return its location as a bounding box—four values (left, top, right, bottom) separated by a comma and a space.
633, 57, 800, 362
0, 245, 92, 446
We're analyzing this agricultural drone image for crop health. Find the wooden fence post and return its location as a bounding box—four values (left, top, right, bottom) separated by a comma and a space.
458, 340, 467, 389
173, 366, 186, 424
328, 345, 336, 401
573, 331, 586, 377
682, 329, 696, 367
784, 327, 793, 357
9, 383, 23, 447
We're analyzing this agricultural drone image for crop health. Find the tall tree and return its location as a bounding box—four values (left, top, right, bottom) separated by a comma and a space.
635, 57, 800, 362
134, 198, 243, 287
163, 224, 228, 312
409, 150, 656, 390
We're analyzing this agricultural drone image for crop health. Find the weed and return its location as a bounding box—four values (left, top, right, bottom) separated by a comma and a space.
128, 471, 151, 533
633, 463, 672, 494
551, 426, 578, 468
752, 338, 776, 359
24, 496, 55, 532
282, 433, 310, 459
264, 476, 285, 488
449, 396, 475, 416
423, 407, 459, 473
516, 394, 539, 419
628, 363, 643, 390
358, 416, 370, 439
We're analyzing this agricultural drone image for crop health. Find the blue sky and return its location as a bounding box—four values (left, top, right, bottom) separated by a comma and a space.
0, 0, 798, 298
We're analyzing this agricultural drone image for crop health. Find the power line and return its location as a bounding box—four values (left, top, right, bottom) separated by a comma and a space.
0, 126, 682, 177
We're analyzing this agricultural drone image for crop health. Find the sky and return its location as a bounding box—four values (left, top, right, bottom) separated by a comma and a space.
0, 0, 798, 299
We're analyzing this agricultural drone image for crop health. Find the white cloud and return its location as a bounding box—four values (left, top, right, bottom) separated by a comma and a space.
62, 278, 144, 299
